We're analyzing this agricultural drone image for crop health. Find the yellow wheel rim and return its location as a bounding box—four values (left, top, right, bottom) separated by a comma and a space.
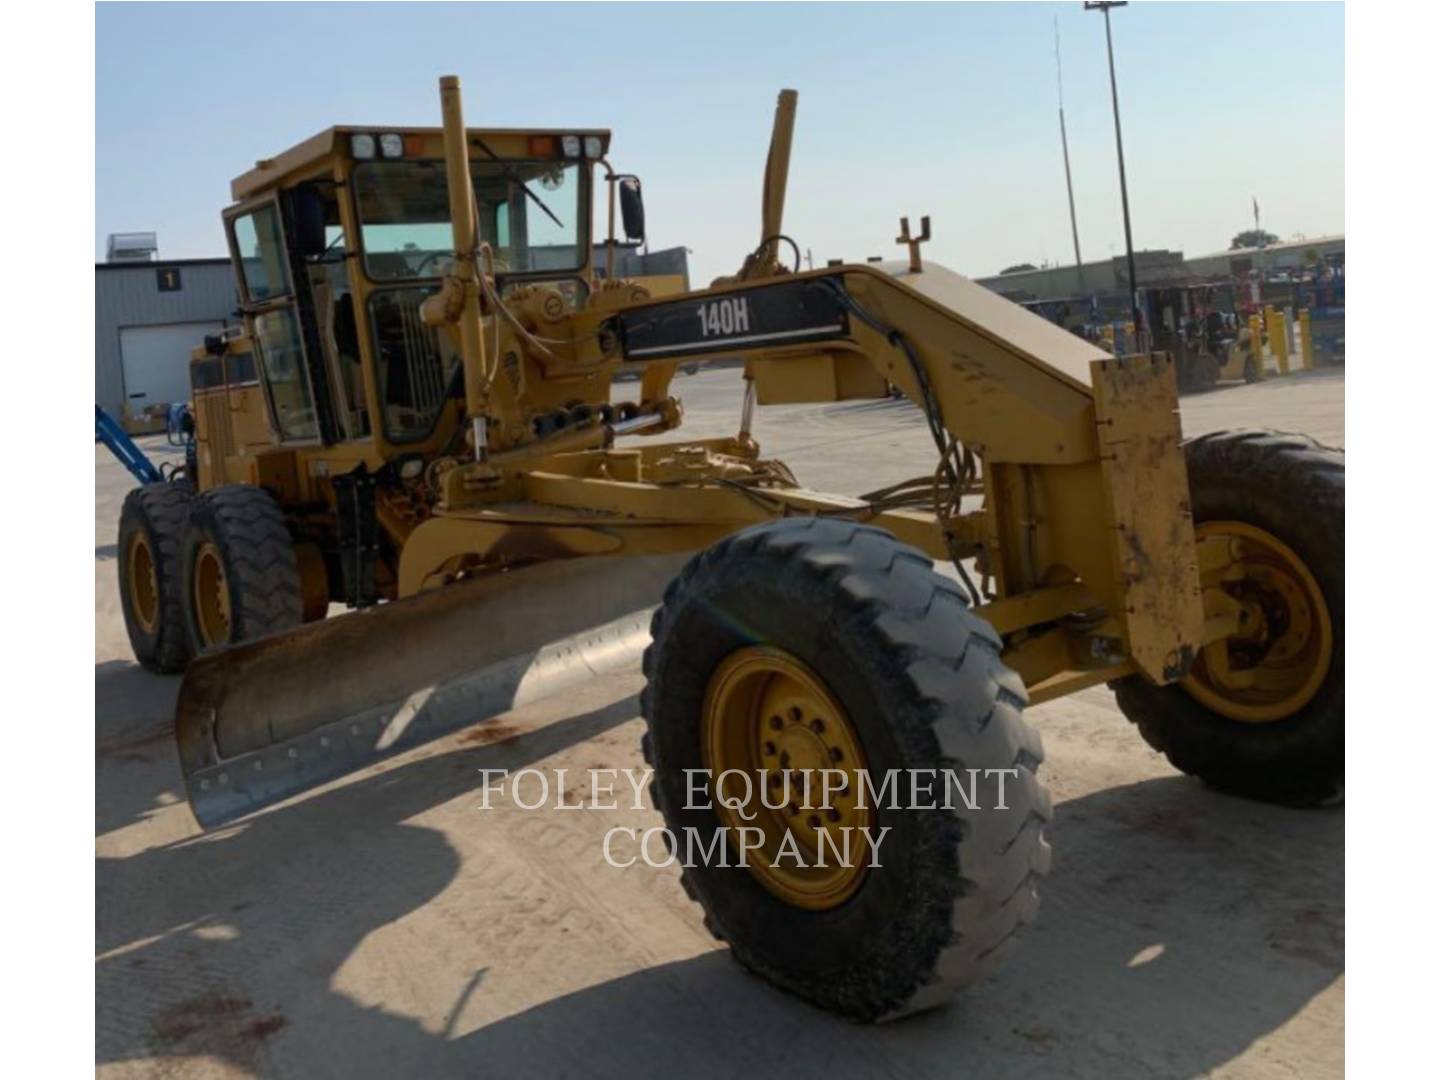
126, 532, 159, 635
1184, 521, 1334, 724
192, 542, 232, 648
702, 647, 871, 911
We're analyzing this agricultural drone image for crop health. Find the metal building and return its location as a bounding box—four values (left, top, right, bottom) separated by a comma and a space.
95, 256, 241, 430
96, 241, 691, 432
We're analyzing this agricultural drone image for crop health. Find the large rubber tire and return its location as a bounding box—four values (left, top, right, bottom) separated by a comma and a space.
118, 482, 195, 674
181, 485, 303, 653
1113, 430, 1344, 805
642, 518, 1052, 1022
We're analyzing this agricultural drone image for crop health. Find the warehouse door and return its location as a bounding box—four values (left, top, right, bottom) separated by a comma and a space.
119, 322, 225, 410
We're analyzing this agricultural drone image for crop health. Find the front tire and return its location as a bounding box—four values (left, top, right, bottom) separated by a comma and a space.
642, 519, 1052, 1021
181, 485, 303, 653
1113, 430, 1344, 805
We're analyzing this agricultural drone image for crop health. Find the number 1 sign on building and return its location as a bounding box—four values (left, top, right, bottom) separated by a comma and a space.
156, 267, 183, 293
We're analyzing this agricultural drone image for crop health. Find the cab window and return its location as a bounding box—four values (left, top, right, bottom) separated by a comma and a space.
352, 159, 584, 281
231, 205, 291, 301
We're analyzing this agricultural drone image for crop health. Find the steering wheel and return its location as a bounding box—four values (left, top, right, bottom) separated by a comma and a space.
412, 250, 453, 276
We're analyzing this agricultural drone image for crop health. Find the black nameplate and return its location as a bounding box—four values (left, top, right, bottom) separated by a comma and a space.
618, 278, 849, 359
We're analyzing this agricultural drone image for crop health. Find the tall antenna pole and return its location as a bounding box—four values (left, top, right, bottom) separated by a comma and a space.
1056, 18, 1085, 291
1085, 1, 1143, 349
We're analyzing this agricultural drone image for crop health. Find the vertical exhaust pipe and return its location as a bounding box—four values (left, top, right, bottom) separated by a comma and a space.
761, 89, 799, 247
742, 89, 798, 279
438, 75, 491, 459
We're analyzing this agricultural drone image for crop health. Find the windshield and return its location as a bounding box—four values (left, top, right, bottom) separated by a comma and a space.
353, 159, 585, 281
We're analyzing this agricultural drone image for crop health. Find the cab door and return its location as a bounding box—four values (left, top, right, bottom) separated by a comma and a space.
224, 197, 333, 445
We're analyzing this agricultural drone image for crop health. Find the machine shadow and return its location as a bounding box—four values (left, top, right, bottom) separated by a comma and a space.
96, 659, 181, 741
434, 774, 1342, 1079
98, 733, 1341, 1078
95, 660, 185, 836
95, 695, 641, 1075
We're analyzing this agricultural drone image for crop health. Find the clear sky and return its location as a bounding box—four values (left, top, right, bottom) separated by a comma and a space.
96, 1, 1343, 285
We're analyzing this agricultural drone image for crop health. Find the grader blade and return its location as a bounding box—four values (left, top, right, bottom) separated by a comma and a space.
174, 554, 687, 828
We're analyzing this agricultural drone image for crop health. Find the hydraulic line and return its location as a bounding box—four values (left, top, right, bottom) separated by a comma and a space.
818, 277, 984, 606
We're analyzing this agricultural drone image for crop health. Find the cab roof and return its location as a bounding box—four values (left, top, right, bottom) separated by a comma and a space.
231, 125, 613, 202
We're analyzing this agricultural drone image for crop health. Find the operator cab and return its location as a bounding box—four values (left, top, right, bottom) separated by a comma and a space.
221, 125, 624, 456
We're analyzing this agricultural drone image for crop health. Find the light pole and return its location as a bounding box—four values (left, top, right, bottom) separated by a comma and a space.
1084, 1, 1143, 350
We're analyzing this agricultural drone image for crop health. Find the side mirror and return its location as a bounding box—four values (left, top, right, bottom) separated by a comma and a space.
617, 176, 645, 244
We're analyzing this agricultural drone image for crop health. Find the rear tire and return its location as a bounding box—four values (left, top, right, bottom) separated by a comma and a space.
181, 485, 303, 653
118, 482, 194, 673
642, 518, 1052, 1021
1113, 430, 1344, 805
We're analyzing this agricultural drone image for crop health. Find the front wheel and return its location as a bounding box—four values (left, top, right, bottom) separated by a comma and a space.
642, 519, 1052, 1021
1113, 430, 1344, 805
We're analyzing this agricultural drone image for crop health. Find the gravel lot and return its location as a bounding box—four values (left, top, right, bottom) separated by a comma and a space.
96, 365, 1344, 1079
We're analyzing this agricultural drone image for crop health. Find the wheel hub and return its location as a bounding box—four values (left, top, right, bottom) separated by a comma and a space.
192, 542, 232, 648
1185, 521, 1333, 723
127, 532, 159, 634
703, 647, 871, 911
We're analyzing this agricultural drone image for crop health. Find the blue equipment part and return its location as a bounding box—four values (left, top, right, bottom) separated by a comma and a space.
166, 402, 195, 447
96, 404, 162, 486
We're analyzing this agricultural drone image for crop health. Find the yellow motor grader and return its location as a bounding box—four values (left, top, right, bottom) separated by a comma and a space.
117, 77, 1343, 1022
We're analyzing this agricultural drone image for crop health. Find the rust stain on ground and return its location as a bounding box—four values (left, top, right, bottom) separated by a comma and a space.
459, 723, 522, 746
1111, 806, 1199, 843
151, 993, 252, 1044
242, 1014, 288, 1040
150, 992, 287, 1052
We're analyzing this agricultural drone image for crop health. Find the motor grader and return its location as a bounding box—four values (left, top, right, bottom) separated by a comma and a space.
116, 76, 1344, 1023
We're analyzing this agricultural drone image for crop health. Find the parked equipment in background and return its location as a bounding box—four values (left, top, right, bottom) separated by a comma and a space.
96, 405, 162, 486
1139, 283, 1240, 392
114, 78, 1345, 1024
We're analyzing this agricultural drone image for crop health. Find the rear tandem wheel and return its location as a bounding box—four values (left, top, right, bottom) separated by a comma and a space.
181, 485, 305, 653
118, 481, 195, 673
1113, 429, 1344, 805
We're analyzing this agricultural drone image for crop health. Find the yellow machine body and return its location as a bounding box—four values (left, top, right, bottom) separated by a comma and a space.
174, 77, 1226, 826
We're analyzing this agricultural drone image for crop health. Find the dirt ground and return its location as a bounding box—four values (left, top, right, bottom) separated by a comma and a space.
96, 366, 1345, 1079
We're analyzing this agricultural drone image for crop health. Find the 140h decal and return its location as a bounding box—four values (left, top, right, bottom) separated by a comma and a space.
697, 297, 751, 338
617, 279, 849, 358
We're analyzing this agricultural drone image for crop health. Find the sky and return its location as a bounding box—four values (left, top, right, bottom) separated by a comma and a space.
96, 1, 1344, 286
